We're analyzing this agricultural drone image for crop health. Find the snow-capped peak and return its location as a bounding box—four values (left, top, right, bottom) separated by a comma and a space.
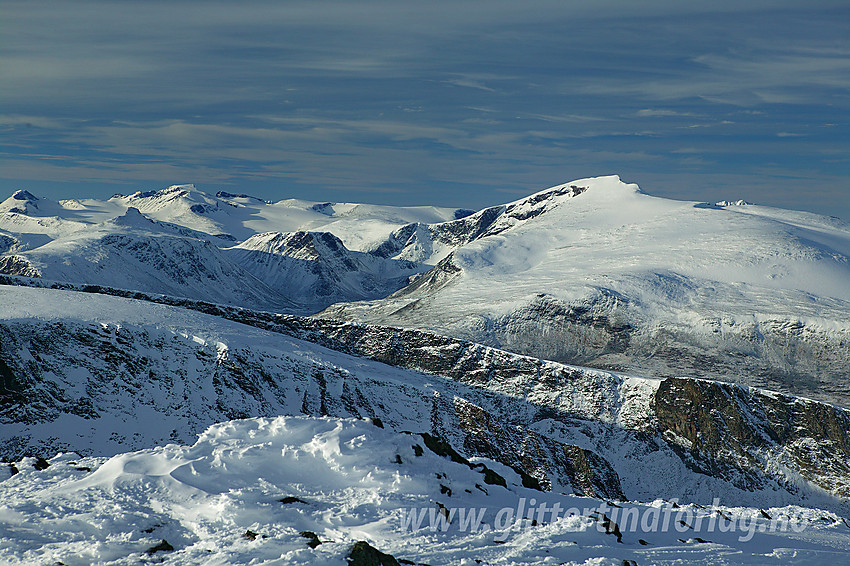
0, 190, 70, 217
1, 190, 40, 214
110, 206, 154, 228
238, 230, 349, 262
513, 175, 641, 206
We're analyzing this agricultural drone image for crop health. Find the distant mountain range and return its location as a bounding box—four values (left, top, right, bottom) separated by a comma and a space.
0, 185, 463, 312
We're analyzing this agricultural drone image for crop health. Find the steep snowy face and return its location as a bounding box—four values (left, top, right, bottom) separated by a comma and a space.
228, 231, 425, 311
322, 176, 850, 406
0, 190, 41, 215
368, 181, 593, 264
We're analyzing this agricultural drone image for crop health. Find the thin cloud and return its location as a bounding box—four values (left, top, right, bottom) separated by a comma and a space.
636, 109, 697, 117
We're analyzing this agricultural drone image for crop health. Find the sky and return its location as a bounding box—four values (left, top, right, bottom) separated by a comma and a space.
2, 1, 849, 219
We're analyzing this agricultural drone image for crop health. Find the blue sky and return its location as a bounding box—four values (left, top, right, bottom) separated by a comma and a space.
2, 1, 848, 218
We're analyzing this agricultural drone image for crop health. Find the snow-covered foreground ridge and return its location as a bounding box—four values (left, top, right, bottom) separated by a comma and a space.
2, 283, 850, 520
4, 415, 850, 566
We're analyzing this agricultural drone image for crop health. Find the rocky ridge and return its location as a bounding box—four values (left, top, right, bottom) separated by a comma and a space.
1, 277, 848, 515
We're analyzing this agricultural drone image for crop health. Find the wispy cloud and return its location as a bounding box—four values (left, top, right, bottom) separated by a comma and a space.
636, 109, 697, 118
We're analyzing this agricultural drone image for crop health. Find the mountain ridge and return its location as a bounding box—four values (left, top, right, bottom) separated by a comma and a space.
2, 280, 849, 516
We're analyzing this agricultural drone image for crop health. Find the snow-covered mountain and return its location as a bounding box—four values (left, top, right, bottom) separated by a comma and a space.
0, 184, 463, 312
0, 207, 292, 310
3, 176, 850, 563
99, 184, 465, 248
2, 283, 850, 564
321, 176, 850, 407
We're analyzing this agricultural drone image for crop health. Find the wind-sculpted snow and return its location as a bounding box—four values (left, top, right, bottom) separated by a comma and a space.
2, 282, 850, 518
4, 416, 849, 566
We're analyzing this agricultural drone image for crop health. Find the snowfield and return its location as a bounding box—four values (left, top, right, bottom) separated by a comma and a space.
3, 416, 850, 566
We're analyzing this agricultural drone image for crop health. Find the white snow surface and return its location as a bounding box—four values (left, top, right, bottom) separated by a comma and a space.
344, 174, 850, 308
2, 416, 849, 566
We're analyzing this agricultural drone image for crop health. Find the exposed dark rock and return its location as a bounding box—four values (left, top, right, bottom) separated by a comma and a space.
0, 256, 41, 278
300, 531, 321, 549
561, 445, 624, 500
145, 539, 174, 555
591, 511, 622, 543
279, 496, 308, 505
347, 540, 401, 566
1, 276, 848, 510
655, 378, 850, 497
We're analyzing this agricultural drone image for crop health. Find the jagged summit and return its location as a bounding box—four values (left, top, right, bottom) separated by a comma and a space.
127, 184, 197, 199
109, 206, 153, 227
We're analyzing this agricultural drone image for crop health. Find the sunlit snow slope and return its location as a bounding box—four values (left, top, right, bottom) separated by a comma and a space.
321, 176, 850, 406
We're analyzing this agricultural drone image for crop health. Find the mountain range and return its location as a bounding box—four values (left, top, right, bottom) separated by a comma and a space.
3, 176, 848, 404
1, 176, 849, 564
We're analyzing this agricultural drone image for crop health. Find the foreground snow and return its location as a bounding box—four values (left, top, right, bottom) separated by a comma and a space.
2, 416, 849, 566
